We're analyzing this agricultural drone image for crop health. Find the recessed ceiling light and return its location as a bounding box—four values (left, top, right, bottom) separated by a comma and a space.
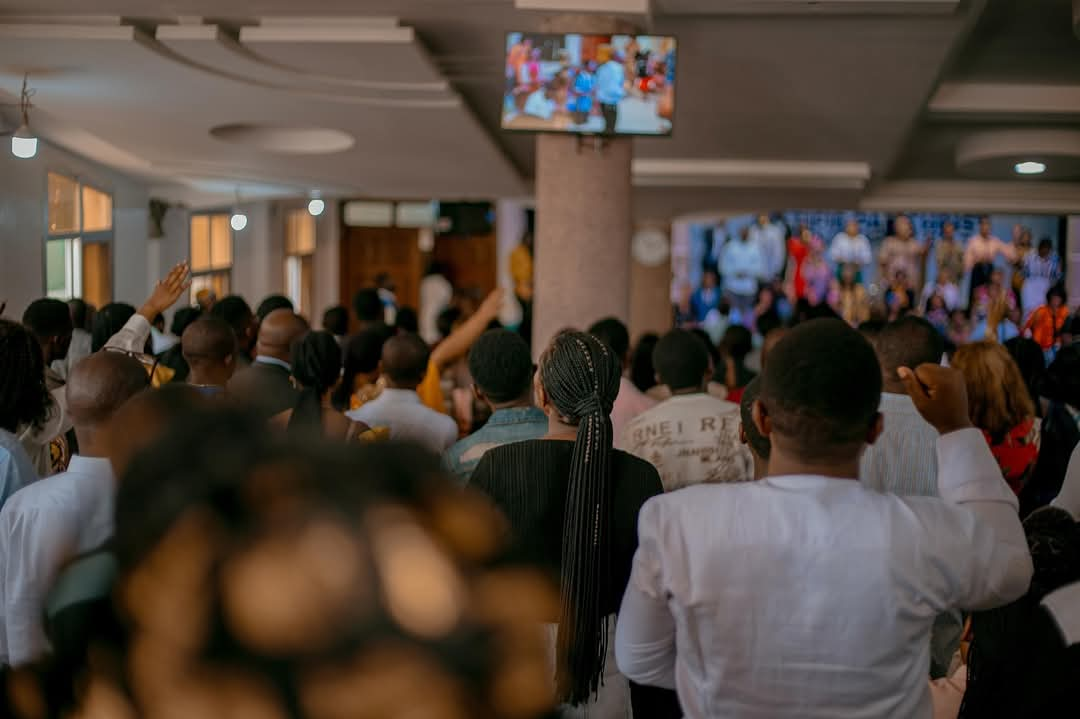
1014, 161, 1046, 175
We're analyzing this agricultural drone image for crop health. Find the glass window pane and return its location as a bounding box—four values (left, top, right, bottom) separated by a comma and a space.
190, 216, 211, 271
81, 185, 113, 232
286, 210, 315, 255
82, 241, 112, 308
48, 173, 79, 234
210, 215, 232, 268
45, 238, 81, 299
343, 200, 393, 227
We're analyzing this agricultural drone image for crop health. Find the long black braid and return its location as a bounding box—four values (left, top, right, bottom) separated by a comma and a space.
288, 330, 341, 435
539, 330, 622, 705
0, 319, 52, 434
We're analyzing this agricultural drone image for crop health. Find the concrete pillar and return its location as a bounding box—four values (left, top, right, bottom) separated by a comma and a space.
531, 14, 637, 353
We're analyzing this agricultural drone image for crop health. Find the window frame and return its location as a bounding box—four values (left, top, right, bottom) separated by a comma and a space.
283, 207, 317, 316
42, 172, 115, 305
188, 211, 234, 303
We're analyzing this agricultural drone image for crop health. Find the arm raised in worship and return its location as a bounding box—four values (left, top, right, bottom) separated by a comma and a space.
899, 364, 1033, 610
429, 288, 505, 371
105, 263, 192, 353
615, 498, 678, 690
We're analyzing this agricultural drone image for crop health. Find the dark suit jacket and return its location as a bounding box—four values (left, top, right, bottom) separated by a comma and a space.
227, 359, 300, 420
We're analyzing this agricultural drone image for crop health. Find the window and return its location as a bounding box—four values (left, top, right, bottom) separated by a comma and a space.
284, 209, 316, 316
190, 213, 233, 304
45, 173, 113, 307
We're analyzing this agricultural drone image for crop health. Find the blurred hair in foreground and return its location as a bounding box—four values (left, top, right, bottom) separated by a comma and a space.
4, 404, 562, 719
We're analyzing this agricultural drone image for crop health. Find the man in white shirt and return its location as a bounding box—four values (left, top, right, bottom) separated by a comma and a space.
623, 330, 752, 491
0, 351, 149, 666
828, 218, 873, 274
589, 318, 657, 447
347, 333, 457, 453
860, 316, 943, 498
615, 318, 1032, 719
748, 214, 786, 281
595, 52, 626, 133
720, 228, 766, 324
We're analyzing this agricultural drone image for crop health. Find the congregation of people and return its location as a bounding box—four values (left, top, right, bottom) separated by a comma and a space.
680, 214, 1070, 363
2, 254, 1080, 718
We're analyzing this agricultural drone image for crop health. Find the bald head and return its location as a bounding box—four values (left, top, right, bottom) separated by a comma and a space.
183, 316, 238, 386
256, 309, 309, 363
67, 352, 150, 428
382, 333, 430, 389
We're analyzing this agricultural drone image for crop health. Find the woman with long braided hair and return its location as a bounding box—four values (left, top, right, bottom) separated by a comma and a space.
471, 331, 677, 717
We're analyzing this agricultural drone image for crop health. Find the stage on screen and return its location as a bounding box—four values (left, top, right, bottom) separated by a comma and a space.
502, 32, 676, 136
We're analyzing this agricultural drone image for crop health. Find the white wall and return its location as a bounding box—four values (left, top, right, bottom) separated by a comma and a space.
0, 140, 151, 319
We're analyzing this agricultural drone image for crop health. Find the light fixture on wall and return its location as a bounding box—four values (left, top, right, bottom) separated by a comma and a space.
10, 75, 37, 159
308, 197, 325, 216
230, 191, 248, 231
1014, 160, 1046, 175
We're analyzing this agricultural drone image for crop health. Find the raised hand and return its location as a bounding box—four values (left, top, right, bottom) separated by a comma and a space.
140, 262, 192, 320
897, 363, 973, 436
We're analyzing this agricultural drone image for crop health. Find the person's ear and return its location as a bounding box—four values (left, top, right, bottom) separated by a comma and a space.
534, 373, 551, 415
472, 384, 484, 403
752, 399, 771, 438
866, 411, 884, 446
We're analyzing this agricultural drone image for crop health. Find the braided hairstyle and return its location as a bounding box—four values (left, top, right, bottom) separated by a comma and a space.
0, 319, 52, 434
288, 331, 342, 435
538, 330, 621, 705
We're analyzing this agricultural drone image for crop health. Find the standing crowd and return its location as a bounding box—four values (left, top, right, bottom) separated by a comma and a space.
1, 259, 1079, 718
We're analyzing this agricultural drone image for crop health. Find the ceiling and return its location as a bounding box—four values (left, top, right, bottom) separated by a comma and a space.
0, 0, 1078, 213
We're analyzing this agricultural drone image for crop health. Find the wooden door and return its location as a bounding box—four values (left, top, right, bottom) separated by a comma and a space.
432, 232, 497, 301
339, 226, 421, 323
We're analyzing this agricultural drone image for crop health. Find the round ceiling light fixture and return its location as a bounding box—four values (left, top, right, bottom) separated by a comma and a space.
230, 211, 248, 231
1014, 161, 1047, 175
308, 198, 325, 216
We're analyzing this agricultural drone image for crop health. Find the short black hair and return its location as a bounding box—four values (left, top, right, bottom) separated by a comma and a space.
468, 329, 534, 404
858, 319, 887, 343
353, 289, 383, 323
653, 330, 709, 391
1047, 284, 1067, 305
382, 333, 430, 387
68, 298, 90, 330
1038, 238, 1053, 252
721, 325, 753, 362
322, 305, 349, 336
760, 318, 882, 460
22, 298, 73, 341
587, 317, 630, 361
436, 307, 462, 340
91, 302, 137, 353
874, 316, 945, 377
210, 296, 254, 335
630, 333, 660, 392
395, 306, 419, 334
256, 295, 294, 323
332, 328, 389, 411
170, 306, 202, 337
740, 377, 770, 461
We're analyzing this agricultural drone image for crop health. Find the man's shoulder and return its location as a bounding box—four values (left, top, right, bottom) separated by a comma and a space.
1, 472, 81, 522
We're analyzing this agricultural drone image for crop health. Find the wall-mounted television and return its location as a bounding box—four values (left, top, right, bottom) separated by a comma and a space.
502, 32, 676, 137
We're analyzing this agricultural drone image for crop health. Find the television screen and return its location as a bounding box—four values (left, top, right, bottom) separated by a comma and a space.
501, 32, 676, 136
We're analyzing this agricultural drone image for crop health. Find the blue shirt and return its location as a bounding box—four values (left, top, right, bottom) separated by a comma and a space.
595, 61, 626, 105
442, 406, 548, 482
0, 429, 37, 511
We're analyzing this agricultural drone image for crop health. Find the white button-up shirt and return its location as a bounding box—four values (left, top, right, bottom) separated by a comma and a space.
829, 232, 873, 268
347, 388, 458, 454
721, 240, 767, 297
0, 455, 115, 666
860, 392, 939, 497
0, 429, 37, 511
748, 222, 786, 280
615, 429, 1032, 719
